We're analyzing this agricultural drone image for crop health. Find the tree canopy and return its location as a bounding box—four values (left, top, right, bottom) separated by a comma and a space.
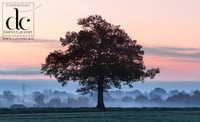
41, 15, 159, 109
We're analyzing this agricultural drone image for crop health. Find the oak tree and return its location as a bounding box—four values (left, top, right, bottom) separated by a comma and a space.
41, 15, 159, 109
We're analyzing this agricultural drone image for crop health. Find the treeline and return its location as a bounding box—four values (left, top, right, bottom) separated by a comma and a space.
0, 88, 200, 108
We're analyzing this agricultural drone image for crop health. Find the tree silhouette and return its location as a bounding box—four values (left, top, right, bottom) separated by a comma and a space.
41, 15, 159, 109
2, 90, 16, 105
33, 91, 45, 107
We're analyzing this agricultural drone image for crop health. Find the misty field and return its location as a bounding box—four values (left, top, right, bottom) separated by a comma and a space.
0, 108, 199, 122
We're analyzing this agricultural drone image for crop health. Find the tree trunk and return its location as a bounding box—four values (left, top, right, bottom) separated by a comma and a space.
96, 80, 105, 109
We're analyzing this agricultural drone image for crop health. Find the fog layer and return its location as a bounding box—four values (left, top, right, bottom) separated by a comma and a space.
0, 88, 200, 108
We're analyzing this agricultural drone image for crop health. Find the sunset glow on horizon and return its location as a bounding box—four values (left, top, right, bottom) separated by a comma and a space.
0, 0, 200, 81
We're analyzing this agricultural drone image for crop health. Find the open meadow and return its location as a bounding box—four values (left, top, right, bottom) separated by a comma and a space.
0, 108, 199, 122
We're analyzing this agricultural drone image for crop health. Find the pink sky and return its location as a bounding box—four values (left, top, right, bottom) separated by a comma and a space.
0, 0, 200, 81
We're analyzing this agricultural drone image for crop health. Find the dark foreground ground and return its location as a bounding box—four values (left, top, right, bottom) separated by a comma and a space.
0, 108, 199, 122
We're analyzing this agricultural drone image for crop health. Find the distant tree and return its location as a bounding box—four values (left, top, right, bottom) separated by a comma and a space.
33, 91, 45, 107
67, 97, 77, 107
149, 88, 167, 99
150, 95, 163, 105
135, 95, 149, 103
2, 90, 16, 105
10, 104, 26, 108
190, 90, 200, 106
169, 89, 179, 96
167, 93, 191, 106
48, 98, 61, 107
127, 90, 143, 98
77, 96, 90, 106
41, 15, 159, 109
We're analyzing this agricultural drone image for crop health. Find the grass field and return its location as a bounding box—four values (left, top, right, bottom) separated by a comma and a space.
0, 108, 199, 122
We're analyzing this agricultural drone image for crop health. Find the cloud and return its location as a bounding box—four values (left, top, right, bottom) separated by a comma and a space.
144, 47, 200, 61
0, 67, 40, 75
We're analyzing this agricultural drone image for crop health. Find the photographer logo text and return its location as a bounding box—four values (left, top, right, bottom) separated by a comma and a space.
2, 2, 34, 40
